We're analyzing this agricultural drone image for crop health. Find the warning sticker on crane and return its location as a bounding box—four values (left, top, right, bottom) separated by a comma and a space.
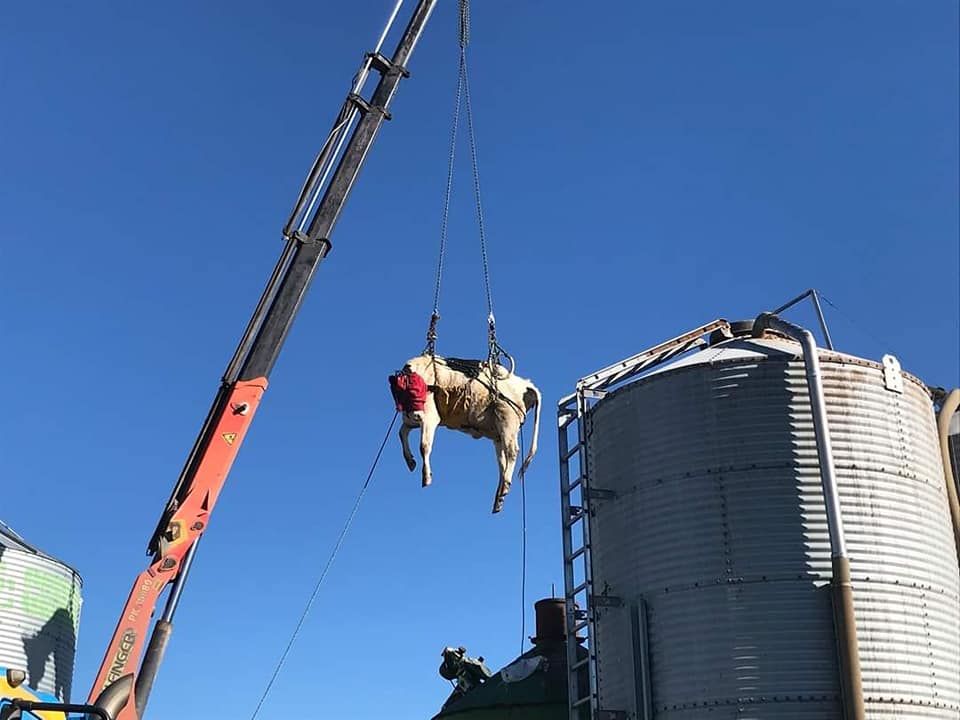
222, 432, 238, 445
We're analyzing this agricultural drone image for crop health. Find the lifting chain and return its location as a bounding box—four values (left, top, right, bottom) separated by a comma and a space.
425, 311, 440, 356
458, 0, 470, 48
425, 0, 512, 376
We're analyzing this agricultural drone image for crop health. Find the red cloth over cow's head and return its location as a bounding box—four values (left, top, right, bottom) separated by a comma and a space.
388, 369, 429, 412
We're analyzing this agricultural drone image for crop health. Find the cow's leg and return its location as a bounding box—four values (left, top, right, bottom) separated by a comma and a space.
492, 439, 507, 513
399, 417, 417, 472
492, 433, 520, 514
419, 408, 440, 488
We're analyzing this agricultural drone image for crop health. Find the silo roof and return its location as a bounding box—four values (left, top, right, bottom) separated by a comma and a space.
637, 336, 924, 387
0, 520, 39, 553
642, 337, 803, 377
0, 519, 83, 579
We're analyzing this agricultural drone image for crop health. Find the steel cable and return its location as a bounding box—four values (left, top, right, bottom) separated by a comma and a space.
248, 411, 399, 720
818, 293, 892, 352
519, 424, 528, 656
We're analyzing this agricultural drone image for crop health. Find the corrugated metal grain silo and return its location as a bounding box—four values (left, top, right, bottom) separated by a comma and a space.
562, 318, 960, 720
0, 521, 82, 702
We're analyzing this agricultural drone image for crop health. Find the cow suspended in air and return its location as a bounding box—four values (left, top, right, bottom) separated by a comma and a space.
389, 354, 541, 513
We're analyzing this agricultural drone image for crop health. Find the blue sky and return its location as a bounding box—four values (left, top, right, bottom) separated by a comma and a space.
1, 1, 957, 718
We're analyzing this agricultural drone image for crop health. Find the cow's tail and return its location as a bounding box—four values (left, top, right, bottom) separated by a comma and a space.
520, 384, 542, 475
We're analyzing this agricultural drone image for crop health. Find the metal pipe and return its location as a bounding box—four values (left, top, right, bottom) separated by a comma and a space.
6, 700, 113, 720
755, 313, 847, 557
830, 555, 863, 720
936, 388, 960, 558
753, 312, 864, 720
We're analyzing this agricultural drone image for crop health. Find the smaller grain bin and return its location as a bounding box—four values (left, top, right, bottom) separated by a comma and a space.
0, 520, 82, 702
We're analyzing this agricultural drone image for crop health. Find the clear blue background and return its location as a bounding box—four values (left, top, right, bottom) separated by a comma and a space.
1, 1, 957, 718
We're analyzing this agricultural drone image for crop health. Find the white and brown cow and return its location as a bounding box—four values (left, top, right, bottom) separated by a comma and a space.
392, 354, 541, 513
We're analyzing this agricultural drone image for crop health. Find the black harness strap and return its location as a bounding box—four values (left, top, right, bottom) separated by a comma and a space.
435, 356, 527, 421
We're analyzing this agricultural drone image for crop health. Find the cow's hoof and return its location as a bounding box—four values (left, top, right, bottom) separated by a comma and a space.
422, 476, 432, 488
492, 500, 503, 514
405, 456, 417, 472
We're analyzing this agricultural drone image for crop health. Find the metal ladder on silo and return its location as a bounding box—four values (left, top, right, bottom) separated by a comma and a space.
559, 385, 603, 720
558, 319, 733, 720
